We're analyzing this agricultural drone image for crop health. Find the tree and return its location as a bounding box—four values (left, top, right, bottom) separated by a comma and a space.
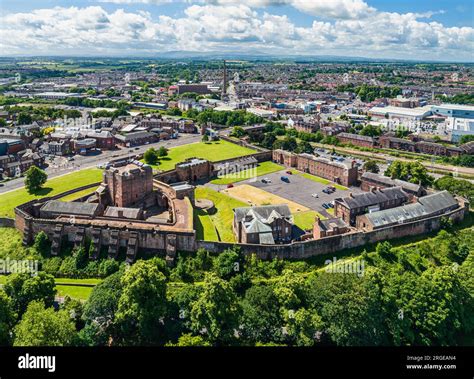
13, 301, 76, 346
33, 231, 50, 257
384, 161, 433, 186
214, 249, 242, 280
143, 148, 159, 165
157, 146, 168, 157
17, 112, 32, 125
0, 290, 15, 345
4, 272, 56, 317
363, 160, 380, 173
306, 271, 389, 346
202, 134, 209, 142
24, 166, 47, 194
190, 273, 240, 344
380, 266, 470, 345
166, 333, 211, 347
116, 261, 168, 345
230, 126, 246, 138
240, 284, 283, 344
285, 308, 323, 346
360, 124, 382, 137
82, 271, 123, 345
295, 141, 313, 154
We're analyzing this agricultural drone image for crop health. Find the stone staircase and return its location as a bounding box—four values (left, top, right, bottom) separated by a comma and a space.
89, 228, 102, 260
51, 224, 63, 256
126, 231, 139, 263
108, 230, 120, 259
165, 234, 177, 267
74, 227, 85, 249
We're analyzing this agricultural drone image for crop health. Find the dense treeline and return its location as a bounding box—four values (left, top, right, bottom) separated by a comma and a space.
0, 226, 472, 347
434, 176, 474, 204
196, 109, 264, 126
336, 83, 401, 102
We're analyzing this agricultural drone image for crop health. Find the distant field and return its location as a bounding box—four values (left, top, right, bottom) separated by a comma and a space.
144, 140, 256, 171
0, 168, 102, 218
210, 161, 283, 185
195, 186, 246, 242
223, 184, 309, 213
290, 169, 348, 190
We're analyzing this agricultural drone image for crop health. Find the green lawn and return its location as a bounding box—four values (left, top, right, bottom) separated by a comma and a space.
290, 169, 348, 190
144, 140, 256, 171
210, 161, 284, 185
0, 227, 34, 260
194, 208, 219, 241
0, 275, 100, 301
59, 187, 97, 202
0, 168, 102, 218
195, 186, 247, 242
293, 210, 326, 231
56, 285, 94, 301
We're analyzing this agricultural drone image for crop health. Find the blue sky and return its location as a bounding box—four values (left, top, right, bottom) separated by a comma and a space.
1, 1, 473, 60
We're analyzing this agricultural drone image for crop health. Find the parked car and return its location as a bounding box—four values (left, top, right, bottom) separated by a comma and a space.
311, 193, 319, 198
261, 178, 272, 184
227, 183, 234, 188
281, 176, 290, 183
286, 170, 293, 175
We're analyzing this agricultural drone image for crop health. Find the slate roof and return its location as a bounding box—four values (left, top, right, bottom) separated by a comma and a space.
337, 187, 408, 210
104, 206, 142, 219
319, 217, 348, 231
234, 204, 292, 223
338, 132, 374, 142
40, 200, 101, 217
364, 191, 457, 228
361, 172, 422, 193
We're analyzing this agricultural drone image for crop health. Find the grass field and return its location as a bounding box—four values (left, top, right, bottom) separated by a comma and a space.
193, 208, 219, 241
56, 285, 94, 301
293, 210, 326, 231
290, 169, 348, 190
0, 168, 102, 218
59, 187, 97, 202
145, 140, 256, 171
195, 186, 247, 242
0, 275, 100, 301
210, 161, 283, 185
223, 184, 309, 213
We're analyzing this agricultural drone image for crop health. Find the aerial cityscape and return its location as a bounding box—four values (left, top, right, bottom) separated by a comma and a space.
0, 0, 472, 376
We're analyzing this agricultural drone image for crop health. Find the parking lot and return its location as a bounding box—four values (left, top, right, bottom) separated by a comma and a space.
241, 169, 364, 218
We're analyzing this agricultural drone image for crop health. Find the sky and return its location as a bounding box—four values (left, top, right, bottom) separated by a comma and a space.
0, 0, 473, 61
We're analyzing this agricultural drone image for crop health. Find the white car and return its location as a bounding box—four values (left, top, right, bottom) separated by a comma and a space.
312, 193, 319, 198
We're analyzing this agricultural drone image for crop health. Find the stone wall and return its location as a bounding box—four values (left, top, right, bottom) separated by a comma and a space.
197, 203, 467, 260
0, 217, 14, 227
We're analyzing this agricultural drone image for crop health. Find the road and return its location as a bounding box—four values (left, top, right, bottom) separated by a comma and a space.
0, 133, 202, 194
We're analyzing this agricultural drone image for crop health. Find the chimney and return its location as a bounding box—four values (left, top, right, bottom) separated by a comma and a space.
349, 192, 353, 198
118, 210, 124, 218
371, 187, 377, 193
352, 160, 356, 168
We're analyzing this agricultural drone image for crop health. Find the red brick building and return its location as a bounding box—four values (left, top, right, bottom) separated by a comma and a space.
337, 132, 375, 148
273, 149, 298, 167
296, 153, 358, 187
313, 217, 349, 239
334, 186, 409, 226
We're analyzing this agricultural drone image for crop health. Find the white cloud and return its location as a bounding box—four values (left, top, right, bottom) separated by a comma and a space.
0, 3, 472, 61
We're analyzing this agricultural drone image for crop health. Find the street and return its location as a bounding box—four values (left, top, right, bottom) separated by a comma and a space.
0, 133, 202, 194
